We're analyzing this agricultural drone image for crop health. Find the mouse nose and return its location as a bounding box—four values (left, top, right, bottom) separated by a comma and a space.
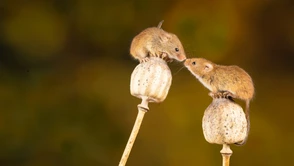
177, 54, 186, 62
184, 59, 190, 66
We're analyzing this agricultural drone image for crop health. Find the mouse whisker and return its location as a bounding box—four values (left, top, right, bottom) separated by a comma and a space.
173, 66, 185, 76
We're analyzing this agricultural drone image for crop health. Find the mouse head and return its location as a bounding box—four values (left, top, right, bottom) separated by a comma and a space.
184, 58, 214, 79
159, 32, 186, 62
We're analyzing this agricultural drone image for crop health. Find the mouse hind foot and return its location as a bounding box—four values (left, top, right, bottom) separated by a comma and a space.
209, 91, 235, 101
139, 57, 150, 63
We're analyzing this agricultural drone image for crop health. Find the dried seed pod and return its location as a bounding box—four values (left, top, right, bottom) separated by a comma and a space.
120, 57, 172, 166
202, 98, 247, 145
130, 57, 172, 103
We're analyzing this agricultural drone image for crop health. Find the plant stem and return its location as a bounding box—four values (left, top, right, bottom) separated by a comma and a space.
220, 144, 232, 166
119, 98, 149, 166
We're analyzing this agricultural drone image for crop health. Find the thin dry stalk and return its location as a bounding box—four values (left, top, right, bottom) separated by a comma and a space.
119, 98, 149, 166
220, 144, 232, 166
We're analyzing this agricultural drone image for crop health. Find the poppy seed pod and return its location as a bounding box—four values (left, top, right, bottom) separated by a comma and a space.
202, 98, 247, 145
130, 57, 172, 103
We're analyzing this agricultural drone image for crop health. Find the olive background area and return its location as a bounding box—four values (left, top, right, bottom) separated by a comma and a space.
0, 0, 294, 166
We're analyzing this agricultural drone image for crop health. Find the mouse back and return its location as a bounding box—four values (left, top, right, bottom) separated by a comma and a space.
130, 27, 163, 59
223, 65, 255, 100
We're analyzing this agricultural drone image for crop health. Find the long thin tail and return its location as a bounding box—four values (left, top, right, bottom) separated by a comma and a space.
235, 100, 250, 146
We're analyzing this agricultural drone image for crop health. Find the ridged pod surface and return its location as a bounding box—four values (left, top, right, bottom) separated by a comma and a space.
130, 57, 172, 103
202, 98, 247, 144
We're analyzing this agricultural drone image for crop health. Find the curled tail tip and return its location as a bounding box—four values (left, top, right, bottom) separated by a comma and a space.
235, 139, 247, 146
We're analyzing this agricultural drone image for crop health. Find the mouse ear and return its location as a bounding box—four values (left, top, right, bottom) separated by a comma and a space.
159, 32, 172, 43
204, 63, 213, 72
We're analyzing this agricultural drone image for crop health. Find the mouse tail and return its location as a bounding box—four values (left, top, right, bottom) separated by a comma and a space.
157, 20, 164, 29
235, 100, 250, 146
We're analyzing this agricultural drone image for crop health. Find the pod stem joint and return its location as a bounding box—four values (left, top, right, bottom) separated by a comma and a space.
220, 144, 232, 166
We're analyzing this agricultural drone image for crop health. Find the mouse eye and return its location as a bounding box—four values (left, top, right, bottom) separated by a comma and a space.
192, 61, 196, 65
175, 48, 179, 52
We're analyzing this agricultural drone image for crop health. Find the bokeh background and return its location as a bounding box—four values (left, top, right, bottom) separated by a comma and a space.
1, 0, 294, 165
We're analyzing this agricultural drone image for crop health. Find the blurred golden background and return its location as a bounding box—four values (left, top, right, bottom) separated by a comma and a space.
1, 0, 294, 165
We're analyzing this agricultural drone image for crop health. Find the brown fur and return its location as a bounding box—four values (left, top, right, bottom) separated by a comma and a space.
185, 58, 255, 145
130, 21, 186, 63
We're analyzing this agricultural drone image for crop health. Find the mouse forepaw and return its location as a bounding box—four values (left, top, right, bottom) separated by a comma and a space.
160, 52, 173, 62
140, 57, 150, 63
160, 52, 168, 58
148, 52, 172, 62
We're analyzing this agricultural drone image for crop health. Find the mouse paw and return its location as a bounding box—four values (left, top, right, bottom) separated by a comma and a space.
161, 52, 173, 62
209, 91, 232, 99
154, 52, 165, 58
152, 53, 159, 58
160, 52, 168, 58
164, 56, 173, 63
209, 91, 235, 100
209, 92, 222, 98
222, 91, 234, 99
140, 57, 150, 63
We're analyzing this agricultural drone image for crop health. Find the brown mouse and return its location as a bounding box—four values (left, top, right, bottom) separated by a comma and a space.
130, 21, 186, 63
185, 58, 254, 145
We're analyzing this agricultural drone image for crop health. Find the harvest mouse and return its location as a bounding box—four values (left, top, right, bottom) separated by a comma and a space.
185, 58, 254, 145
130, 21, 186, 63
